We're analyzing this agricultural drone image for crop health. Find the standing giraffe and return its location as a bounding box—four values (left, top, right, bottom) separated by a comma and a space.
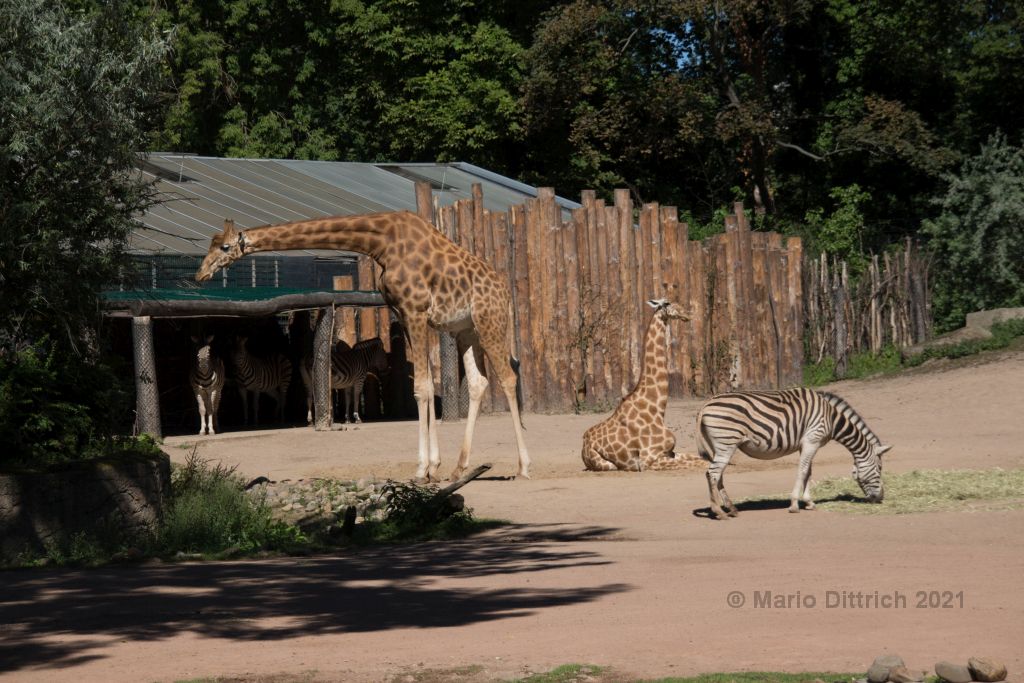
196, 214, 529, 482
581, 299, 701, 472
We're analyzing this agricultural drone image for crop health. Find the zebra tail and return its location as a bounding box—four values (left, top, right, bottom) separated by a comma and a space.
696, 411, 713, 462
510, 355, 525, 429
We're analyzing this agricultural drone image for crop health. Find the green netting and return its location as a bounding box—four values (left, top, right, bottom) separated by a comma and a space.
102, 286, 371, 303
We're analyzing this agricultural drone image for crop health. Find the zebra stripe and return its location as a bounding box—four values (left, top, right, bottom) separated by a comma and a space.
189, 335, 225, 436
230, 336, 292, 425
301, 337, 390, 424
697, 388, 891, 519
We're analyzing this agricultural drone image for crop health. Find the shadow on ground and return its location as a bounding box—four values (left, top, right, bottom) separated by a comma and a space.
691, 494, 869, 518
0, 524, 627, 673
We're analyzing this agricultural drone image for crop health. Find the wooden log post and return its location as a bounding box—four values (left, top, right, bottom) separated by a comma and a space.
615, 189, 636, 395
312, 305, 335, 430
132, 316, 161, 439
510, 205, 532, 411
603, 203, 623, 402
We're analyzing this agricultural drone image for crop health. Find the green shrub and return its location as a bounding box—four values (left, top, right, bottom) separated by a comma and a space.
0, 346, 135, 469
351, 480, 491, 544
155, 452, 305, 556
906, 318, 1024, 366
922, 133, 1024, 332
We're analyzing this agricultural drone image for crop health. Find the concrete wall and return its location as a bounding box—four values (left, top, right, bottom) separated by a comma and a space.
0, 452, 171, 559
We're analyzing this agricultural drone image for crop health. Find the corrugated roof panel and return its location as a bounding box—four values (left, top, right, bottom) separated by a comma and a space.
133, 154, 580, 257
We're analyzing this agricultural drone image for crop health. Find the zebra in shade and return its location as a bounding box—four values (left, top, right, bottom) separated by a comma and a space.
189, 335, 225, 435
696, 388, 891, 520
301, 337, 390, 425
230, 335, 292, 425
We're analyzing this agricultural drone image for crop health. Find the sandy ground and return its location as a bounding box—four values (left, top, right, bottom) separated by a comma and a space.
2, 348, 1024, 682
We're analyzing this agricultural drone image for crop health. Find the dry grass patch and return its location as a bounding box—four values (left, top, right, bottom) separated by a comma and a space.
811, 468, 1024, 514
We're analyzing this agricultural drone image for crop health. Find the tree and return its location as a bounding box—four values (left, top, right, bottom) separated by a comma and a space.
922, 133, 1024, 332
0, 0, 167, 354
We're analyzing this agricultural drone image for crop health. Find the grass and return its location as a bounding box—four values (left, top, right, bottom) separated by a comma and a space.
508, 667, 866, 683
739, 468, 1024, 515
803, 318, 1024, 386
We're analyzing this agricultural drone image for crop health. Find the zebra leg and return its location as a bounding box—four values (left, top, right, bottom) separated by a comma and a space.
705, 445, 737, 520
351, 376, 365, 424
238, 387, 249, 426
210, 389, 220, 435
790, 443, 819, 512
717, 474, 739, 516
195, 391, 208, 435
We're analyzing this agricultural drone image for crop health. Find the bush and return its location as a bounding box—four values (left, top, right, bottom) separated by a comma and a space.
0, 345, 137, 469
922, 132, 1024, 332
155, 452, 305, 556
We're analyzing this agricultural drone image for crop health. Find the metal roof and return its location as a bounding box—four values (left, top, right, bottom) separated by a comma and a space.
136, 154, 581, 256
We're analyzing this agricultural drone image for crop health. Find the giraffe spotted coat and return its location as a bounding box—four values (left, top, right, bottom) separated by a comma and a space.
581, 299, 702, 472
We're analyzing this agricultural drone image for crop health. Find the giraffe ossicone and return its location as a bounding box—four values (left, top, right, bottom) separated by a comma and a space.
581, 298, 702, 472
196, 211, 530, 482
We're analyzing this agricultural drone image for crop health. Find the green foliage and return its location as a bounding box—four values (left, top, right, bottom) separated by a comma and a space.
156, 451, 305, 556
922, 133, 1024, 331
351, 480, 490, 544
802, 184, 871, 269
0, 345, 140, 469
905, 319, 1024, 366
803, 346, 901, 386
0, 0, 167, 354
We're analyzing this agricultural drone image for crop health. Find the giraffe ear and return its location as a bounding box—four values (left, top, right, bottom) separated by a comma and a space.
647, 298, 668, 310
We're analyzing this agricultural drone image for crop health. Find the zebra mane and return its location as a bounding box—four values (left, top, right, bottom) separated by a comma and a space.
353, 337, 383, 350
819, 391, 881, 445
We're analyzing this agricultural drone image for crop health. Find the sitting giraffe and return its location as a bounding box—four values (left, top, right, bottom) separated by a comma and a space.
581, 298, 702, 472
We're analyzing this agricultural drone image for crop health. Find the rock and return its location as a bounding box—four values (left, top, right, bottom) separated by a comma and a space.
968, 657, 1007, 682
868, 655, 905, 683
935, 661, 972, 683
888, 665, 924, 682
304, 501, 317, 512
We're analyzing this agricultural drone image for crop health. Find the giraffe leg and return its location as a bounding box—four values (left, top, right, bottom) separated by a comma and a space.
450, 335, 488, 481
581, 431, 619, 471
406, 318, 440, 483
476, 319, 530, 479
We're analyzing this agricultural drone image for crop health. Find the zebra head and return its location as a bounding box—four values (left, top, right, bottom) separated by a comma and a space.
646, 298, 690, 321
191, 334, 215, 361
852, 443, 892, 503
196, 218, 247, 282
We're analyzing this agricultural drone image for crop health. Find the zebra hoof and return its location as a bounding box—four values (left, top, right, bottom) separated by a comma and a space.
788, 505, 800, 513
726, 508, 738, 517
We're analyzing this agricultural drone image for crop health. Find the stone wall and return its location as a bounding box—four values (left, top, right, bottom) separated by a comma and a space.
0, 451, 171, 559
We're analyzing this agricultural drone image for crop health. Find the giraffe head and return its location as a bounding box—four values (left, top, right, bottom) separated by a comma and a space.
196, 219, 247, 282
646, 298, 689, 322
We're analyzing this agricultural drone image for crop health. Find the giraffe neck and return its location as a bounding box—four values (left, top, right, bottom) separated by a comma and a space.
240, 213, 406, 263
635, 312, 669, 412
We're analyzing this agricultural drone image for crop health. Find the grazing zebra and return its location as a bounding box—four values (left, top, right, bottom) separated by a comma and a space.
230, 336, 292, 426
301, 337, 390, 424
189, 335, 225, 435
696, 388, 892, 519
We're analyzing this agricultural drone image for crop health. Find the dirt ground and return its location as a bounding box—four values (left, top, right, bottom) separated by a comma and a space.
3, 348, 1024, 683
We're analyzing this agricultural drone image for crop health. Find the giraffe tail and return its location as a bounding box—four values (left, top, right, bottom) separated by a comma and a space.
510, 355, 525, 428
